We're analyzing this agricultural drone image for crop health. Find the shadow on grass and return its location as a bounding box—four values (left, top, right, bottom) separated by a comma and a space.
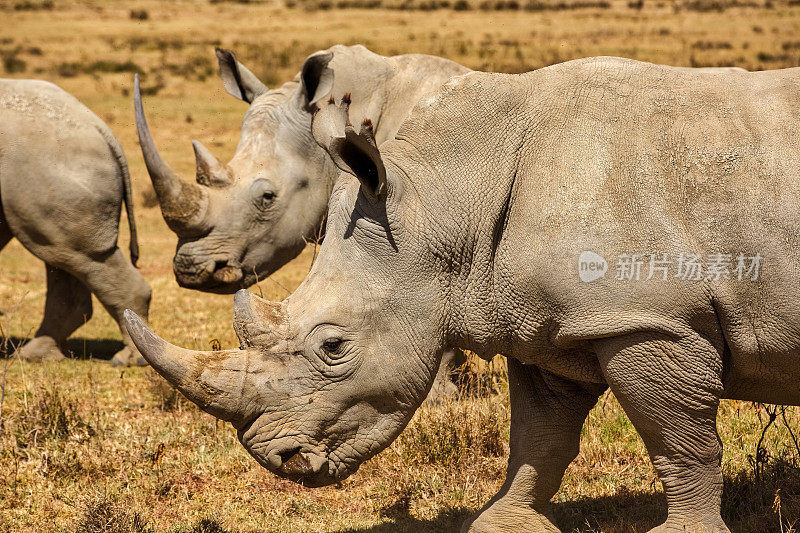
0, 336, 123, 361
338, 461, 800, 532
336, 507, 472, 533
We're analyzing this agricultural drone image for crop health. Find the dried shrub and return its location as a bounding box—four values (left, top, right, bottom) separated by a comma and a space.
129, 9, 148, 20
450, 354, 507, 398
54, 59, 142, 78
55, 61, 81, 77
397, 395, 507, 467
170, 517, 232, 533
86, 60, 142, 74
2, 54, 26, 73
524, 0, 610, 9
13, 0, 53, 10
148, 372, 191, 412
161, 56, 215, 81
75, 498, 153, 533
692, 40, 733, 49
12, 385, 94, 448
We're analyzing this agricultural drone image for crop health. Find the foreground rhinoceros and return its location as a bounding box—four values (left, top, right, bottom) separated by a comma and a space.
123, 56, 790, 531
0, 79, 151, 366
135, 44, 469, 293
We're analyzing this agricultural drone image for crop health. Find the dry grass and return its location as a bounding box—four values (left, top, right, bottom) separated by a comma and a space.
2, 0, 800, 531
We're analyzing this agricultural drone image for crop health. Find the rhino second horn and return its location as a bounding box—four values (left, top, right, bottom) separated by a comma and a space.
134, 74, 210, 237
193, 140, 233, 188
123, 309, 248, 424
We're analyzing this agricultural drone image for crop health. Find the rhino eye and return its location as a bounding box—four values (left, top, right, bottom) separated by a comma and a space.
322, 338, 343, 354
256, 190, 276, 210
250, 179, 277, 211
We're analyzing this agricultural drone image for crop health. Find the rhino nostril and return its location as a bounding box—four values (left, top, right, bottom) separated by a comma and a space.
277, 448, 313, 476
278, 448, 300, 464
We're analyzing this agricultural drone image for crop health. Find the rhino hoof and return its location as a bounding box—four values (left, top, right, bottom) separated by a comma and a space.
16, 337, 66, 362
110, 347, 149, 367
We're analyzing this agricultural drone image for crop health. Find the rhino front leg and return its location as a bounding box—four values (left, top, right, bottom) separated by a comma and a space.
462, 359, 605, 533
16, 265, 92, 362
78, 248, 151, 367
593, 332, 728, 533
425, 348, 468, 403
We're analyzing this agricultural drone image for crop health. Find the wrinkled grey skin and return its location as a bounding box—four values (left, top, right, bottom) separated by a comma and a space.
1, 79, 150, 366
123, 57, 792, 531
136, 44, 469, 293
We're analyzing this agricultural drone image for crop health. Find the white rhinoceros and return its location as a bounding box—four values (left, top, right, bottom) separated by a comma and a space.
123, 56, 790, 531
1, 79, 150, 366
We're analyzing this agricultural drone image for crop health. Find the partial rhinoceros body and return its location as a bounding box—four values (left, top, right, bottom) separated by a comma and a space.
1, 79, 151, 365
126, 56, 797, 531
136, 44, 469, 293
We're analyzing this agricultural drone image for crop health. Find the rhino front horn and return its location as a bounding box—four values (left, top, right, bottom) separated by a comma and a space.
134, 74, 210, 237
123, 309, 250, 424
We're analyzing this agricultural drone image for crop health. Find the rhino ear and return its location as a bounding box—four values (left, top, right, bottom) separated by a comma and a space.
312, 94, 387, 203
301, 51, 334, 107
333, 120, 387, 203
215, 48, 268, 104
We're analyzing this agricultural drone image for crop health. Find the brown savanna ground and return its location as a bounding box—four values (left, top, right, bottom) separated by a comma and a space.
3, 0, 800, 531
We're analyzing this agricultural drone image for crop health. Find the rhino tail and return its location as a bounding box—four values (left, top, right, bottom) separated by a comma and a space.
119, 144, 140, 268
100, 126, 140, 267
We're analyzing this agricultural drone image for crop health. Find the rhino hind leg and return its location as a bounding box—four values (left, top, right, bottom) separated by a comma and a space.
0, 222, 11, 251
16, 265, 93, 362
0, 224, 9, 318
0, 199, 12, 251
462, 359, 604, 533
77, 248, 151, 367
594, 332, 729, 533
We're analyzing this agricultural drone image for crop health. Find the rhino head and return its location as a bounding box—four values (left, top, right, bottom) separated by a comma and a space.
125, 95, 452, 486
136, 45, 468, 294
134, 48, 337, 293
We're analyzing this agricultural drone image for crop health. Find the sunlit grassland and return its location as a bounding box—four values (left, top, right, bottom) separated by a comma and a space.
2, 0, 800, 531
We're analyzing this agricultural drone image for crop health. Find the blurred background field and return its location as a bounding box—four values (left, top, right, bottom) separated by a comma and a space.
2, 0, 800, 531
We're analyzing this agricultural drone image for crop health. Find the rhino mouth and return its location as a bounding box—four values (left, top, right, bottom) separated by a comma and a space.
172, 256, 248, 294
261, 444, 335, 487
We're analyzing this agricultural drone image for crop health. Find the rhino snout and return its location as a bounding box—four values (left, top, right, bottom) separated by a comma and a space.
173, 254, 244, 293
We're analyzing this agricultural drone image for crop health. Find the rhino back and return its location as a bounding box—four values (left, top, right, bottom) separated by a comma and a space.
390, 58, 800, 400
0, 79, 124, 257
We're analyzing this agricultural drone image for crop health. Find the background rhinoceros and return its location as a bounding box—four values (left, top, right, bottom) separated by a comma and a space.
0, 79, 150, 366
127, 57, 800, 532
